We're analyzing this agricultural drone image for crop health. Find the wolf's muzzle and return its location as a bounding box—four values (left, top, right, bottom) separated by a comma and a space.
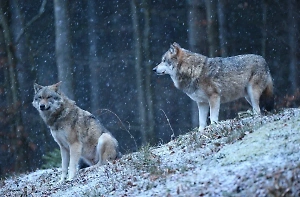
40, 104, 50, 111
152, 67, 157, 73
153, 66, 165, 75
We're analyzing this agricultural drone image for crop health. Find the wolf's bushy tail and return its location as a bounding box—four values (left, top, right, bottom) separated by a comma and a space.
260, 75, 274, 111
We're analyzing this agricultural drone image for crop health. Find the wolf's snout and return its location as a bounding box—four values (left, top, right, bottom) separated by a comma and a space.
40, 104, 46, 110
40, 104, 50, 111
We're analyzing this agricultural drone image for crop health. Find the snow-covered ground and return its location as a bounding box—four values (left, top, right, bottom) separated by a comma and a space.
1, 108, 300, 196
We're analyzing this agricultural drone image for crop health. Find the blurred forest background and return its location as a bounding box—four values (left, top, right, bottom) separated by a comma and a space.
0, 0, 299, 177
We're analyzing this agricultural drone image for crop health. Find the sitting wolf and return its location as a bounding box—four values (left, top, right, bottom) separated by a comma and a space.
32, 82, 120, 182
153, 42, 273, 131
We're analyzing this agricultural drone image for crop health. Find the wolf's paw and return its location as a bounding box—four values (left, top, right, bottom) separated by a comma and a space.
66, 176, 76, 182
209, 121, 221, 129
210, 120, 219, 125
238, 109, 258, 118
57, 178, 66, 185
198, 126, 205, 132
66, 178, 74, 182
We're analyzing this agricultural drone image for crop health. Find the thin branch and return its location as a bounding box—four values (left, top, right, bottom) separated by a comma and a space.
15, 0, 47, 43
98, 108, 138, 151
160, 109, 175, 140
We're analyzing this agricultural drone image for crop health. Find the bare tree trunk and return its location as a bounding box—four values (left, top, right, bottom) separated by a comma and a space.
130, 0, 147, 145
288, 0, 298, 93
217, 0, 232, 119
261, 1, 267, 57
10, 0, 40, 105
0, 1, 27, 172
10, 0, 37, 171
217, 0, 228, 57
88, 0, 101, 115
54, 0, 74, 99
205, 0, 219, 57
187, 0, 207, 128
0, 26, 10, 176
142, 0, 156, 144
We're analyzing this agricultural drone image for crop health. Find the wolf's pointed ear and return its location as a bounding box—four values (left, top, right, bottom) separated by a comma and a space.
34, 83, 43, 93
170, 42, 181, 57
172, 42, 181, 48
51, 81, 62, 92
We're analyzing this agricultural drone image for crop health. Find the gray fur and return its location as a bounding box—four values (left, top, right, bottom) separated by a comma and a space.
153, 42, 273, 131
32, 82, 120, 182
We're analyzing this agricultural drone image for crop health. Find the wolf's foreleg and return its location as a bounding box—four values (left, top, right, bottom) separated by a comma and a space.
209, 94, 220, 124
68, 142, 82, 181
197, 102, 209, 131
59, 146, 70, 182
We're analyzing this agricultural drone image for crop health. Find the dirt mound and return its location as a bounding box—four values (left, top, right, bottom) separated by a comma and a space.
1, 108, 299, 196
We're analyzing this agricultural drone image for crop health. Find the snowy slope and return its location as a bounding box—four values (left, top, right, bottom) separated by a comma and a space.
1, 108, 300, 196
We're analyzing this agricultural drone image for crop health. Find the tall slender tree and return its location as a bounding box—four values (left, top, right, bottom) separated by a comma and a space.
54, 0, 74, 99
130, 0, 147, 145
10, 0, 40, 171
217, 0, 228, 57
88, 0, 101, 115
0, 0, 27, 172
288, 0, 298, 94
205, 0, 219, 57
261, 1, 267, 57
187, 0, 207, 127
142, 0, 157, 144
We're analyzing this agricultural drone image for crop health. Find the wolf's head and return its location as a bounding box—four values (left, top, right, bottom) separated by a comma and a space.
32, 82, 64, 114
153, 42, 182, 76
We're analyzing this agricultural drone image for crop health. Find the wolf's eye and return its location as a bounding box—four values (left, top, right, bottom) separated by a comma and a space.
46, 96, 52, 99
35, 96, 41, 101
53, 96, 59, 100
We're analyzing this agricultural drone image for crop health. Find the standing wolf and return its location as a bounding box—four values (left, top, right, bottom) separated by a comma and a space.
153, 42, 273, 131
32, 82, 120, 182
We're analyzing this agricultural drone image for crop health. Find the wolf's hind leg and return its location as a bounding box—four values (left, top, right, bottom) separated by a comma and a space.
245, 95, 252, 106
68, 142, 82, 181
197, 102, 209, 131
209, 94, 220, 124
96, 133, 118, 165
246, 85, 261, 114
